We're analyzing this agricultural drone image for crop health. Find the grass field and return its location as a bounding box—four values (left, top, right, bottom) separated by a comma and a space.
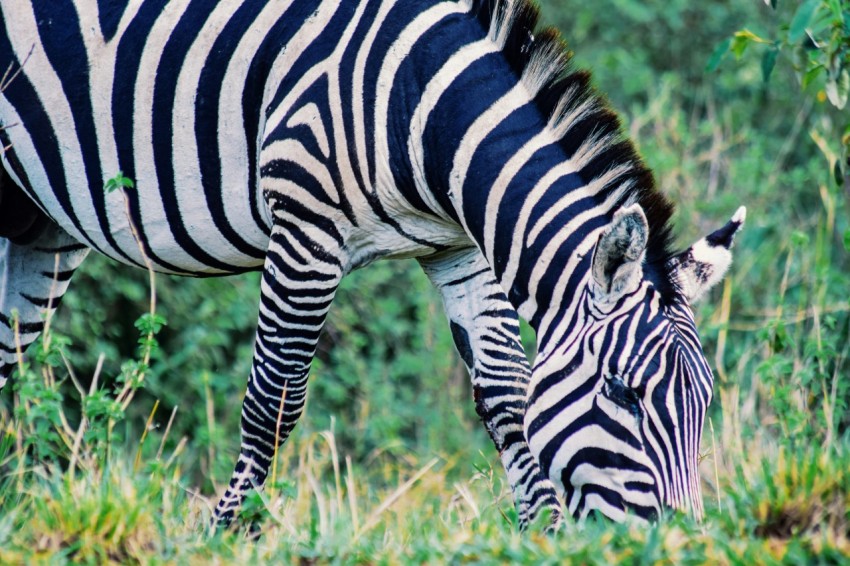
2, 395, 850, 563
2, 0, 850, 563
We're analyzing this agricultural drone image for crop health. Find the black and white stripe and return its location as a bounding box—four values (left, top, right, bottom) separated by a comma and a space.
0, 0, 744, 527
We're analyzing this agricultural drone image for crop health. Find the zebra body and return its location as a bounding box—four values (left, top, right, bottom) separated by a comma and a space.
0, 0, 743, 526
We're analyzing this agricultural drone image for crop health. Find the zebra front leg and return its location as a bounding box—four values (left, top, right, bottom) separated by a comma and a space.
0, 222, 90, 389
419, 249, 562, 530
213, 217, 345, 529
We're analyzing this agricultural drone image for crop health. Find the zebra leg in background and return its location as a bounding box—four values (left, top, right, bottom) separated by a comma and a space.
213, 216, 345, 528
0, 222, 90, 389
419, 248, 562, 529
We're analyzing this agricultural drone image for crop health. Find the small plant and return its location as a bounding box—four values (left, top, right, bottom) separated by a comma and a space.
103, 171, 135, 194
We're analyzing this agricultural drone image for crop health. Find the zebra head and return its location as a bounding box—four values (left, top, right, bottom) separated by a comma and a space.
524, 204, 746, 523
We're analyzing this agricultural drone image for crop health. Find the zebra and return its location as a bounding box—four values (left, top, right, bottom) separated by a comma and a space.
0, 0, 744, 527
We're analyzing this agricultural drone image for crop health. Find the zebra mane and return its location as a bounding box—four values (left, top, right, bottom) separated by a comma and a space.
467, 0, 678, 298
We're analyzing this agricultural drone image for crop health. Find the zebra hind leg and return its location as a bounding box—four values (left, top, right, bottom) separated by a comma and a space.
0, 221, 90, 390
419, 249, 563, 530
213, 216, 345, 531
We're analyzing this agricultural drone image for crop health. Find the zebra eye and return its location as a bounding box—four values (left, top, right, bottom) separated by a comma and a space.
603, 375, 643, 417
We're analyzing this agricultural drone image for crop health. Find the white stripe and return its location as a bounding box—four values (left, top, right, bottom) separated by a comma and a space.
372, 1, 466, 210
72, 0, 146, 263
350, 0, 398, 194
172, 2, 246, 264
262, 139, 338, 204
0, 102, 53, 218
217, 1, 294, 245
481, 129, 560, 271
448, 82, 528, 234
286, 102, 330, 159
532, 189, 635, 342
261, 1, 344, 136
407, 39, 496, 221
320, 0, 373, 227
132, 0, 209, 271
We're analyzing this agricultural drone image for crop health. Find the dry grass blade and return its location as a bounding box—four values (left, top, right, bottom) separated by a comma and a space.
67, 353, 105, 478
345, 456, 359, 533
156, 405, 178, 461
134, 399, 159, 472
353, 458, 439, 541
319, 424, 344, 516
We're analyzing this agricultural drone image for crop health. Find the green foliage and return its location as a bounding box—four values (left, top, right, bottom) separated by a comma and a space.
709, 0, 850, 184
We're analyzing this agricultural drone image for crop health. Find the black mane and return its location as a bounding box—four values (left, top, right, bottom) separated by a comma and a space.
468, 0, 678, 300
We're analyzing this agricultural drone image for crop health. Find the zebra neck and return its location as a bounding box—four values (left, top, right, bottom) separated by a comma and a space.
395, 12, 616, 344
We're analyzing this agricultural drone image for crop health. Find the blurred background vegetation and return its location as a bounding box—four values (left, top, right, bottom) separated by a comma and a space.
2, 0, 849, 562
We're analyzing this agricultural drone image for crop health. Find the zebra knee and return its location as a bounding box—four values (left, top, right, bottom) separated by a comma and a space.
472, 384, 509, 452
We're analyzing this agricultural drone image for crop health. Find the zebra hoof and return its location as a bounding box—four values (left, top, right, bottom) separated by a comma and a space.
520, 505, 564, 533
211, 508, 264, 541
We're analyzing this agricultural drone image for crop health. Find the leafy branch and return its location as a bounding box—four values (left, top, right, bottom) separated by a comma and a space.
708, 0, 849, 185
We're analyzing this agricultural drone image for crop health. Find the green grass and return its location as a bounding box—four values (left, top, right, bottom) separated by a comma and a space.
1, 252, 849, 564
2, 422, 849, 563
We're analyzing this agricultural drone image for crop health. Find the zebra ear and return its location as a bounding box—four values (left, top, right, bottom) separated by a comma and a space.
591, 204, 648, 301
668, 207, 746, 302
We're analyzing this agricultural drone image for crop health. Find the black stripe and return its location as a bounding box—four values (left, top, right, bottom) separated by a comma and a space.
34, 243, 88, 254
0, 311, 44, 334
149, 1, 235, 272
21, 293, 56, 308
194, 2, 267, 259
33, 3, 139, 267
444, 267, 490, 287
111, 0, 187, 273
97, 0, 129, 42
39, 269, 76, 282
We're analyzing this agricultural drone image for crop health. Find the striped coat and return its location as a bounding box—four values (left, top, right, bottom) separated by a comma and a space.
0, 0, 743, 526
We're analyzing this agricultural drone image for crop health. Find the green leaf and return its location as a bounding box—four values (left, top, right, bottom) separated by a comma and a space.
835, 160, 845, 187
762, 47, 779, 82
801, 64, 825, 88
134, 312, 167, 335
825, 68, 849, 109
843, 228, 850, 251
706, 38, 732, 72
731, 36, 750, 59
790, 230, 809, 247
104, 171, 135, 194
789, 0, 819, 44
825, 0, 843, 19
730, 30, 769, 60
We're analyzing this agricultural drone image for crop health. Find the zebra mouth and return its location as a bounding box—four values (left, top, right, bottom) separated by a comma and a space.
564, 469, 662, 523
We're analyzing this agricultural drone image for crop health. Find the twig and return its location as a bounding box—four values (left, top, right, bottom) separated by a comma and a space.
156, 404, 178, 461
134, 399, 159, 472
68, 353, 105, 477
110, 185, 157, 412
